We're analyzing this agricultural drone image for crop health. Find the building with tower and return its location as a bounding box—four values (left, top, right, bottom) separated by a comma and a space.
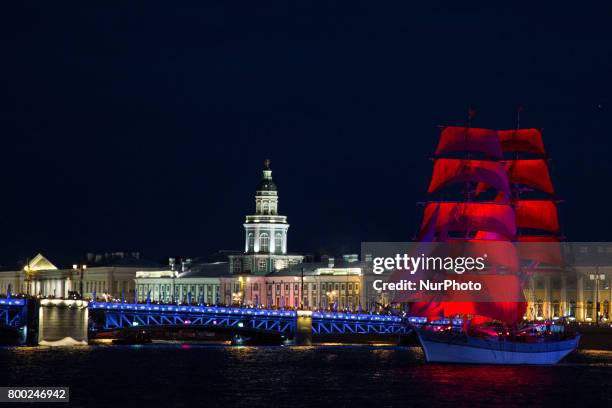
228, 160, 303, 275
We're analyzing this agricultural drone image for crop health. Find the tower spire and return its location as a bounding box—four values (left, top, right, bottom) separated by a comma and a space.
258, 158, 276, 194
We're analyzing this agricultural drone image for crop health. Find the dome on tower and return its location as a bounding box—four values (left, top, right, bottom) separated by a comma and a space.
258, 178, 277, 192
257, 159, 277, 192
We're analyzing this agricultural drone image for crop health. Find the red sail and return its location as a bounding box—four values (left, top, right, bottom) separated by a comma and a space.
421, 202, 517, 239
517, 235, 562, 265
409, 301, 445, 320
475, 301, 527, 325
440, 302, 477, 318
505, 159, 554, 194
416, 202, 439, 241
414, 301, 526, 325
447, 276, 526, 324
514, 200, 560, 233
428, 159, 510, 196
499, 128, 545, 155
474, 183, 509, 202
448, 237, 519, 272
435, 127, 503, 159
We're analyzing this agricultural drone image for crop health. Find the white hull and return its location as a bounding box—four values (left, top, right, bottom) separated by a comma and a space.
417, 331, 580, 365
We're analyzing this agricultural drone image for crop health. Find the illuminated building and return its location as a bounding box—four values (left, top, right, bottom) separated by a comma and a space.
228, 159, 303, 275
524, 245, 612, 322
134, 259, 223, 304
219, 255, 388, 310
0, 252, 162, 300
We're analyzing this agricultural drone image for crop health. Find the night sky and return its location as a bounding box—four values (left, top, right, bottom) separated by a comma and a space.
2, 2, 611, 266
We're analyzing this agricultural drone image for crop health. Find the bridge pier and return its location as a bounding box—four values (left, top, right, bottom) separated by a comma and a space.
295, 311, 313, 345
37, 299, 88, 346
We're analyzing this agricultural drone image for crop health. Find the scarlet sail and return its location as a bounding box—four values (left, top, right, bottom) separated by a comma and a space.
420, 202, 517, 239
428, 159, 510, 196
499, 128, 546, 155
435, 127, 503, 159
505, 159, 554, 194
446, 238, 519, 272
514, 200, 560, 233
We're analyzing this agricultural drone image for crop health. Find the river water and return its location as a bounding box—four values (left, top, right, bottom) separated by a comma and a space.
0, 344, 610, 407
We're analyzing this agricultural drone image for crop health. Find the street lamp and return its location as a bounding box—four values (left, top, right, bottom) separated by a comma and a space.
73, 263, 87, 299
23, 260, 32, 296
589, 270, 606, 327
326, 290, 338, 310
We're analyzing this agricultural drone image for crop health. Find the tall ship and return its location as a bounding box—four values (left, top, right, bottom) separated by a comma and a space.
408, 118, 580, 364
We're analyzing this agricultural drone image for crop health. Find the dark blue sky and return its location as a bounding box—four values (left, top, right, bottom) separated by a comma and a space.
1, 2, 611, 266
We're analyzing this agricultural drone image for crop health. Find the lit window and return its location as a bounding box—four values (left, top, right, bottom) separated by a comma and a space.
248, 233, 254, 252
275, 233, 282, 253
258, 259, 267, 271
260, 233, 269, 252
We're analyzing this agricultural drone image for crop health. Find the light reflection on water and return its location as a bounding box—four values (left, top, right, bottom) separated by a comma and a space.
0, 344, 610, 407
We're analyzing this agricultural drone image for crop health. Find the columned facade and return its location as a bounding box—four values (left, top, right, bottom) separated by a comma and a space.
220, 260, 368, 310
525, 268, 611, 322
135, 272, 220, 304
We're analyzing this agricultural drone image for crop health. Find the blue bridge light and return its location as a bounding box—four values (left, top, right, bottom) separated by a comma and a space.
89, 302, 409, 336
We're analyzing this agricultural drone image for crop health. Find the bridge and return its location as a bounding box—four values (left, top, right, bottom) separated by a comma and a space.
89, 302, 297, 335
1, 299, 410, 345
89, 302, 409, 337
311, 311, 407, 335
0, 299, 27, 328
